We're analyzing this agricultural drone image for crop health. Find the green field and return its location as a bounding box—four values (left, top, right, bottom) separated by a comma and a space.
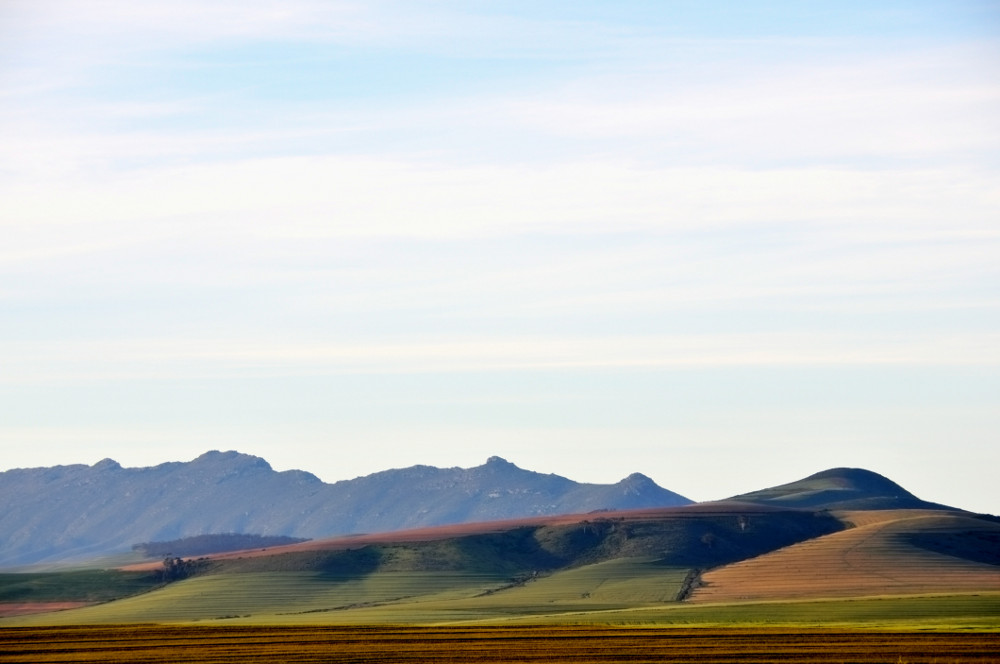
481, 593, 1000, 630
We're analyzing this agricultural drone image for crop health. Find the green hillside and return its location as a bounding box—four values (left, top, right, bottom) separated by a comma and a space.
1, 507, 843, 625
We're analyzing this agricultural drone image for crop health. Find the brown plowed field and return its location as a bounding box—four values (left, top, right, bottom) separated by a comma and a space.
690, 511, 1000, 603
2, 625, 999, 664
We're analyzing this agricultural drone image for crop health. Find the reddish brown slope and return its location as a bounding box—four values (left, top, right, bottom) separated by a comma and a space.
688, 510, 1000, 603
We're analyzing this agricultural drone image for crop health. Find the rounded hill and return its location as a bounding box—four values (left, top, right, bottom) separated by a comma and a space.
728, 467, 955, 511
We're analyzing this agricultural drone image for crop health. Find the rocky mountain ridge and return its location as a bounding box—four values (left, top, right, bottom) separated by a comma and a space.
0, 451, 691, 567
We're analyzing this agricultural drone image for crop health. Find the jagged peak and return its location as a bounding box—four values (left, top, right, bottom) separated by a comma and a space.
616, 472, 661, 497
92, 458, 121, 471
620, 472, 654, 484
192, 450, 272, 471
484, 456, 517, 468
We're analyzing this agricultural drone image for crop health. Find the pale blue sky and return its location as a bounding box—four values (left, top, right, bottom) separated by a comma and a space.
1, 1, 998, 513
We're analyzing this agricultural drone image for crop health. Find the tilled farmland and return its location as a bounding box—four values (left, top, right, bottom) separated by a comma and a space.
2, 625, 999, 663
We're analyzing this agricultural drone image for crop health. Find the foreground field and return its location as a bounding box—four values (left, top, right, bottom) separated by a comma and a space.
2, 625, 999, 663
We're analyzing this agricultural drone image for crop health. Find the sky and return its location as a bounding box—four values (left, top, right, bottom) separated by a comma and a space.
1, 1, 998, 514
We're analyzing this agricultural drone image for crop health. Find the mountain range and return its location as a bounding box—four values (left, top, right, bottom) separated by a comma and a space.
2, 455, 997, 626
0, 451, 690, 567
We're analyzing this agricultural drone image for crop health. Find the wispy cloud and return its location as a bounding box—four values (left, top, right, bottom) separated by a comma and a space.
4, 157, 996, 239
497, 45, 1000, 162
3, 330, 998, 387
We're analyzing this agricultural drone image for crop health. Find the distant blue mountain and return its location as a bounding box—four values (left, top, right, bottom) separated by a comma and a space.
0, 451, 691, 567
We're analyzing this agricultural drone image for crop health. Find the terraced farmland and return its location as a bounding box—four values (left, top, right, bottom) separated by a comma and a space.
690, 511, 1000, 603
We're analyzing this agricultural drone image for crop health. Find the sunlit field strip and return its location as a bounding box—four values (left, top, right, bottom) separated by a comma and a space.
469, 592, 1000, 631
2, 625, 999, 664
0, 571, 507, 625
2, 579, 998, 630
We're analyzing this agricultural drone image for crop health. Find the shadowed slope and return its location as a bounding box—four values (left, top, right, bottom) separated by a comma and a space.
688, 510, 1000, 603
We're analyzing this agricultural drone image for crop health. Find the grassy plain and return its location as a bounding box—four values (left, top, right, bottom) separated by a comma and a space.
482, 593, 1000, 630
2, 625, 999, 663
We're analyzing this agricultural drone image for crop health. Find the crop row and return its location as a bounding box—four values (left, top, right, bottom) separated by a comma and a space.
3, 625, 1000, 663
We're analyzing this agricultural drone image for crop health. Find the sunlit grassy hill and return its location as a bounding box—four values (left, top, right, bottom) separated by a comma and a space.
2, 505, 841, 624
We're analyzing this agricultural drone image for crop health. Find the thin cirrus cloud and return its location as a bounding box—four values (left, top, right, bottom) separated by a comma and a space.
2, 332, 998, 388
500, 50, 1000, 163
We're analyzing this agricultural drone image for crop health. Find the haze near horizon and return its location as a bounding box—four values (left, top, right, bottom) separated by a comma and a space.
1, 1, 997, 514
